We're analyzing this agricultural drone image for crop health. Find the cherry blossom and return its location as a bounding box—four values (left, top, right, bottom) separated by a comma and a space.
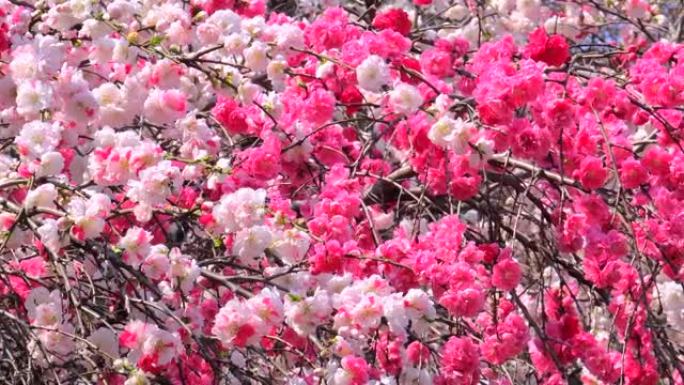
0, 0, 683, 384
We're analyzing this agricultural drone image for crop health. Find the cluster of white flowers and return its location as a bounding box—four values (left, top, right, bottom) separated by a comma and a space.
67, 193, 111, 240
389, 83, 424, 116
118, 227, 153, 268
212, 288, 284, 348
657, 280, 684, 346
356, 55, 391, 93
121, 320, 183, 367
213, 188, 268, 233
285, 289, 333, 335
331, 275, 435, 338
25, 288, 77, 366
428, 116, 477, 154
127, 160, 182, 222
16, 121, 62, 159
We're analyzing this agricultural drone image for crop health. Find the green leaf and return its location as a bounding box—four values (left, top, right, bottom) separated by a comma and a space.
148, 34, 165, 47
212, 237, 222, 248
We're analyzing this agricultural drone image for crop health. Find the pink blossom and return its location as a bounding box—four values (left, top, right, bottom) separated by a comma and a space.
439, 337, 480, 385
212, 96, 250, 135
421, 49, 453, 78
118, 227, 153, 268
335, 356, 370, 385
524, 27, 570, 67
372, 8, 412, 36
143, 89, 187, 125
0, 3, 681, 384
492, 258, 522, 291
303, 89, 336, 126
439, 286, 485, 318
576, 156, 608, 190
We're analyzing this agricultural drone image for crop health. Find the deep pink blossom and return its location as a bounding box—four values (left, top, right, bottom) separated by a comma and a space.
372, 8, 412, 36
524, 28, 570, 67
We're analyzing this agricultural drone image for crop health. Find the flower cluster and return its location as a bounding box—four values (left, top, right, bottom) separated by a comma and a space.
0, 0, 683, 384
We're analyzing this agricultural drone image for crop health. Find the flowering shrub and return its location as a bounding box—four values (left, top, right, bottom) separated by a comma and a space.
0, 0, 683, 384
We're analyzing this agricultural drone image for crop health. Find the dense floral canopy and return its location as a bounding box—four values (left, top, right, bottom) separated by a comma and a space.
0, 0, 683, 384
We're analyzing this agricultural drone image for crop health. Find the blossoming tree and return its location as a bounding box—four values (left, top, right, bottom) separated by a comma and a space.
0, 0, 683, 384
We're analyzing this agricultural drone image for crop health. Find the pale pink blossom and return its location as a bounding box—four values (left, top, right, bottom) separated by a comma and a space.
118, 227, 153, 268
